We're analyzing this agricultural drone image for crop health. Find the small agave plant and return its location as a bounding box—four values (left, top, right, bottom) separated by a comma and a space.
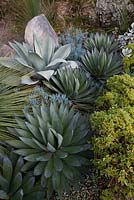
7, 98, 90, 199
0, 34, 73, 84
80, 48, 123, 84
84, 32, 118, 53
44, 67, 101, 111
0, 144, 45, 200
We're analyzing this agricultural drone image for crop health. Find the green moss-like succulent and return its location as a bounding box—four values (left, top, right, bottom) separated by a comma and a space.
96, 74, 134, 110
91, 106, 134, 200
90, 74, 134, 199
7, 100, 90, 199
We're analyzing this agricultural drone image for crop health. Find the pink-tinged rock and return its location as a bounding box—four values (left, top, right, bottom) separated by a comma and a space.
24, 14, 59, 47
0, 44, 14, 56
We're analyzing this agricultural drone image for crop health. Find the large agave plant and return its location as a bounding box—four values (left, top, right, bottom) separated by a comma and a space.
80, 48, 123, 83
0, 34, 72, 84
44, 67, 102, 111
84, 32, 119, 53
0, 144, 45, 200
7, 100, 90, 199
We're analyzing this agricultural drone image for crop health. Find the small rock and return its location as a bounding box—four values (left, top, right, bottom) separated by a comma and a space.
24, 14, 59, 47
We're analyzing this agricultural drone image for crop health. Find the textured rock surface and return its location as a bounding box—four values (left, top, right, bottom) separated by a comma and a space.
0, 44, 14, 56
96, 0, 134, 27
24, 14, 59, 47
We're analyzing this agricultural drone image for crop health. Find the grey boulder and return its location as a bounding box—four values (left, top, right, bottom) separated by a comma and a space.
24, 14, 59, 47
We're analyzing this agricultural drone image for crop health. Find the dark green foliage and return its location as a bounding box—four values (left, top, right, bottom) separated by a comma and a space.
81, 48, 123, 83
84, 32, 119, 53
0, 144, 45, 200
44, 67, 102, 111
7, 100, 91, 199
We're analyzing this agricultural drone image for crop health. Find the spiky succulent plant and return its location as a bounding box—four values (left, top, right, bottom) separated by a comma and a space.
80, 48, 123, 83
0, 34, 72, 84
0, 67, 32, 141
84, 32, 119, 53
7, 100, 90, 198
44, 67, 102, 111
0, 144, 45, 200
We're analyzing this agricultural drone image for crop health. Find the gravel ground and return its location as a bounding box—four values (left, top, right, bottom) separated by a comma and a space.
52, 169, 100, 200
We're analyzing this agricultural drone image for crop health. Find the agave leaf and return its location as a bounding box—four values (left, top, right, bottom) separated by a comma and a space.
47, 143, 56, 153
64, 155, 81, 167
37, 70, 54, 80
32, 138, 46, 151
21, 75, 39, 85
0, 190, 8, 199
57, 134, 63, 148
53, 155, 63, 172
6, 140, 29, 148
39, 128, 47, 144
48, 128, 55, 146
62, 164, 73, 180
62, 146, 83, 154
10, 173, 22, 194
34, 33, 55, 63
52, 44, 71, 60
24, 153, 46, 162
25, 122, 42, 141
47, 58, 67, 68
11, 189, 23, 200
14, 157, 24, 175
19, 137, 39, 149
44, 159, 53, 178
56, 150, 68, 159
15, 128, 31, 138
22, 176, 35, 193
24, 112, 38, 126
14, 149, 39, 156
28, 52, 46, 71
0, 175, 9, 191
37, 153, 52, 162
23, 191, 45, 200
34, 162, 45, 176
15, 57, 31, 68
52, 171, 60, 190
3, 157, 13, 183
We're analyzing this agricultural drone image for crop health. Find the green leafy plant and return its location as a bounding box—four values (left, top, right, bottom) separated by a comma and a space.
95, 74, 134, 110
0, 144, 45, 200
7, 99, 90, 199
84, 33, 118, 53
80, 48, 123, 84
44, 67, 102, 111
0, 67, 32, 140
8, 0, 41, 31
0, 34, 72, 84
91, 106, 134, 200
90, 74, 134, 199
123, 44, 134, 74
